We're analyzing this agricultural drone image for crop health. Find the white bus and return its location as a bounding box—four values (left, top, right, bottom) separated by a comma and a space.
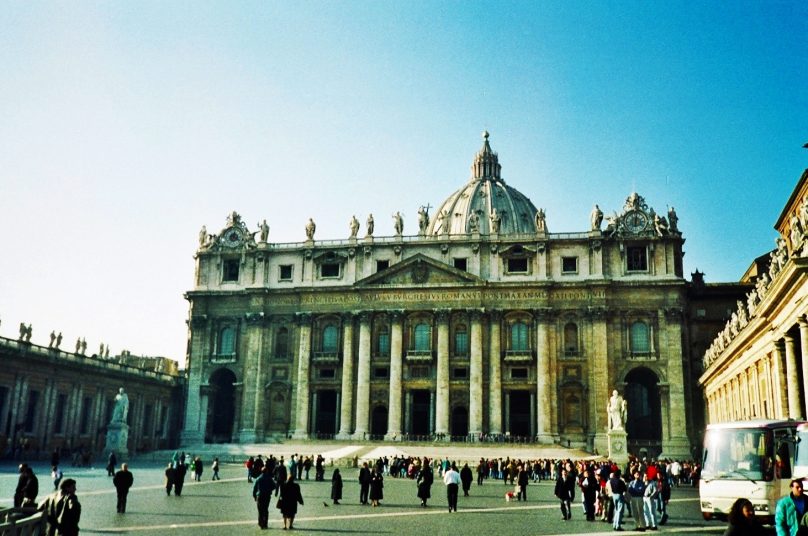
700, 419, 806, 524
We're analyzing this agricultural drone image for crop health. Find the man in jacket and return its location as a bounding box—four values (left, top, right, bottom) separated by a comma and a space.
113, 463, 134, 513
358, 462, 371, 505
443, 463, 461, 512
554, 468, 576, 520
38, 478, 81, 536
775, 479, 808, 536
252, 465, 276, 529
608, 469, 628, 531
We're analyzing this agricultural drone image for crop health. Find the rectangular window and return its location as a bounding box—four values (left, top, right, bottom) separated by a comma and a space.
377, 332, 390, 356
155, 405, 164, 437
452, 367, 468, 380
142, 404, 153, 436
374, 367, 389, 379
454, 331, 468, 356
376, 260, 390, 272
319, 368, 336, 379
627, 246, 648, 272
410, 366, 430, 378
79, 397, 92, 434
453, 258, 467, 271
24, 390, 39, 433
53, 394, 67, 434
321, 263, 340, 278
223, 259, 240, 281
279, 265, 293, 281
511, 368, 529, 379
506, 258, 528, 273
562, 256, 578, 274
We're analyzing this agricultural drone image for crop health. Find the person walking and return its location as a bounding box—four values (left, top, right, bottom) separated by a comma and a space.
628, 470, 647, 532
417, 462, 434, 507
211, 457, 220, 480
724, 498, 766, 536
516, 464, 529, 502
113, 463, 134, 513
164, 463, 175, 496
253, 465, 276, 529
21, 466, 39, 507
174, 462, 187, 496
278, 474, 304, 530
330, 468, 343, 505
443, 463, 461, 513
358, 462, 371, 505
460, 463, 473, 497
608, 469, 628, 532
194, 456, 204, 481
38, 478, 81, 536
642, 472, 659, 530
554, 468, 576, 521
14, 464, 28, 508
51, 465, 63, 491
775, 479, 808, 536
369, 467, 384, 507
107, 451, 117, 477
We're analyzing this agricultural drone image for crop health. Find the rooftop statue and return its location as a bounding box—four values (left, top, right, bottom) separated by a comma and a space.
591, 204, 603, 231
490, 208, 501, 233
393, 211, 404, 235
535, 208, 547, 233
366, 214, 375, 236
258, 220, 269, 243
417, 206, 430, 234
668, 207, 679, 233
305, 218, 316, 240
349, 215, 360, 238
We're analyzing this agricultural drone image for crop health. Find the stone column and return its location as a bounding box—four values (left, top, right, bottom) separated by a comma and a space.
405, 391, 412, 435
589, 307, 610, 453
353, 312, 372, 439
435, 311, 450, 438
292, 315, 312, 439
337, 313, 355, 439
504, 391, 511, 434
658, 308, 691, 459
773, 340, 788, 419
254, 319, 273, 441
535, 309, 554, 443
488, 311, 502, 435
800, 319, 808, 418
386, 312, 404, 440
239, 312, 266, 442
785, 334, 804, 419
469, 310, 483, 438
181, 316, 210, 444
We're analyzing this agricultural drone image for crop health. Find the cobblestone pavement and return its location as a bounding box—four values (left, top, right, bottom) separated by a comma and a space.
0, 456, 734, 535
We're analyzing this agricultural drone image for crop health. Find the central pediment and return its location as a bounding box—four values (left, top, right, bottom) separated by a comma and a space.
355, 254, 484, 287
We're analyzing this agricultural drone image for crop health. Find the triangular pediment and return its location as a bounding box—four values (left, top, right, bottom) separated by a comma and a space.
355, 254, 484, 287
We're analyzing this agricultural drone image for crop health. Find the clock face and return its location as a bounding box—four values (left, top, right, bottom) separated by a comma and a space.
624, 210, 648, 233
223, 228, 243, 247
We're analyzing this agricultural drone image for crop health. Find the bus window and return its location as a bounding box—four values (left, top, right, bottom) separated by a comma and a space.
776, 440, 792, 479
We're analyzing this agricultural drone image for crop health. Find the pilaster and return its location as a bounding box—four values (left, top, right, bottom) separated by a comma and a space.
468, 310, 484, 438
385, 311, 404, 440
292, 314, 312, 439
435, 310, 450, 438
238, 312, 266, 443
534, 308, 555, 443
488, 311, 502, 435
337, 313, 355, 439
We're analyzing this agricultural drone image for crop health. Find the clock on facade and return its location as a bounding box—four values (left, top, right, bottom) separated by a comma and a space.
624, 210, 648, 233
223, 228, 243, 247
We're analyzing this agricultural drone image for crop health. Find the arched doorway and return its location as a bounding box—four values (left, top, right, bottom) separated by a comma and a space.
451, 406, 468, 438
208, 368, 237, 443
371, 406, 388, 437
624, 367, 662, 451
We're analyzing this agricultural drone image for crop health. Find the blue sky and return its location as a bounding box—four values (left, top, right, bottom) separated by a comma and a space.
1, 1, 806, 365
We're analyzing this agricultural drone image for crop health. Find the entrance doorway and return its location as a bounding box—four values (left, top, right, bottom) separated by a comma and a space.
371, 406, 388, 437
411, 390, 430, 436
314, 390, 337, 435
208, 368, 236, 443
625, 368, 662, 442
451, 406, 468, 438
509, 390, 531, 437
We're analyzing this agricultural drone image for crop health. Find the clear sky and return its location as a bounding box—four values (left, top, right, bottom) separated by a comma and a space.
1, 2, 806, 368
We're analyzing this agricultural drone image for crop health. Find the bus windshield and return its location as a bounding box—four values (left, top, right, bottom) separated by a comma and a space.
702, 428, 774, 482
796, 430, 808, 475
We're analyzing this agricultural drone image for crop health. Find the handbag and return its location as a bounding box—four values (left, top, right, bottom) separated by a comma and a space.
276, 498, 283, 509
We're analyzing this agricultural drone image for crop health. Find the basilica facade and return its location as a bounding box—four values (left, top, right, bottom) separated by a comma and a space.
182, 133, 694, 457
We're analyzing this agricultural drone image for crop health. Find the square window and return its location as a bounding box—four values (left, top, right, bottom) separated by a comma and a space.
376, 260, 390, 272
374, 367, 389, 379
321, 263, 340, 278
452, 367, 468, 380
506, 258, 528, 273
562, 256, 578, 274
511, 368, 529, 379
319, 368, 336, 379
627, 246, 648, 272
453, 258, 467, 271
279, 265, 293, 281
223, 259, 240, 281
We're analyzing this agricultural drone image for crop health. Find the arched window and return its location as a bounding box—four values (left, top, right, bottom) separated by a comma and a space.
275, 327, 288, 358
564, 323, 579, 356
511, 321, 529, 352
630, 321, 650, 354
218, 327, 236, 355
454, 324, 468, 356
377, 325, 390, 356
414, 323, 431, 352
322, 325, 338, 353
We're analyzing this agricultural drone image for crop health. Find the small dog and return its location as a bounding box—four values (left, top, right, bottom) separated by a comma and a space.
505, 491, 515, 502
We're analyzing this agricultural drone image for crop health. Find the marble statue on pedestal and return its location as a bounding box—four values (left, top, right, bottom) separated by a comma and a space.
106, 387, 130, 460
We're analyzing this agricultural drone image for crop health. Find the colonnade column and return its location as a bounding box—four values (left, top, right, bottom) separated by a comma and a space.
239, 312, 265, 442
353, 312, 372, 439
589, 307, 609, 454
181, 317, 210, 443
386, 312, 404, 440
785, 334, 804, 419
336, 313, 354, 439
435, 310, 450, 438
292, 314, 312, 439
468, 311, 483, 439
488, 312, 502, 435
800, 319, 808, 418
535, 308, 554, 443
772, 340, 788, 419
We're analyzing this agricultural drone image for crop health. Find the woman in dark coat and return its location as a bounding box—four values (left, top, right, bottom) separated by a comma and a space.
417, 463, 433, 507
331, 469, 343, 505
460, 463, 474, 497
278, 474, 304, 530
369, 468, 384, 507
723, 498, 766, 536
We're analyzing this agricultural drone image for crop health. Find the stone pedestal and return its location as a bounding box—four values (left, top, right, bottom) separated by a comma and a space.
105, 423, 129, 461
608, 429, 629, 465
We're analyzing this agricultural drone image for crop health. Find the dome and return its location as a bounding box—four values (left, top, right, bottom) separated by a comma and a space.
426, 132, 539, 236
